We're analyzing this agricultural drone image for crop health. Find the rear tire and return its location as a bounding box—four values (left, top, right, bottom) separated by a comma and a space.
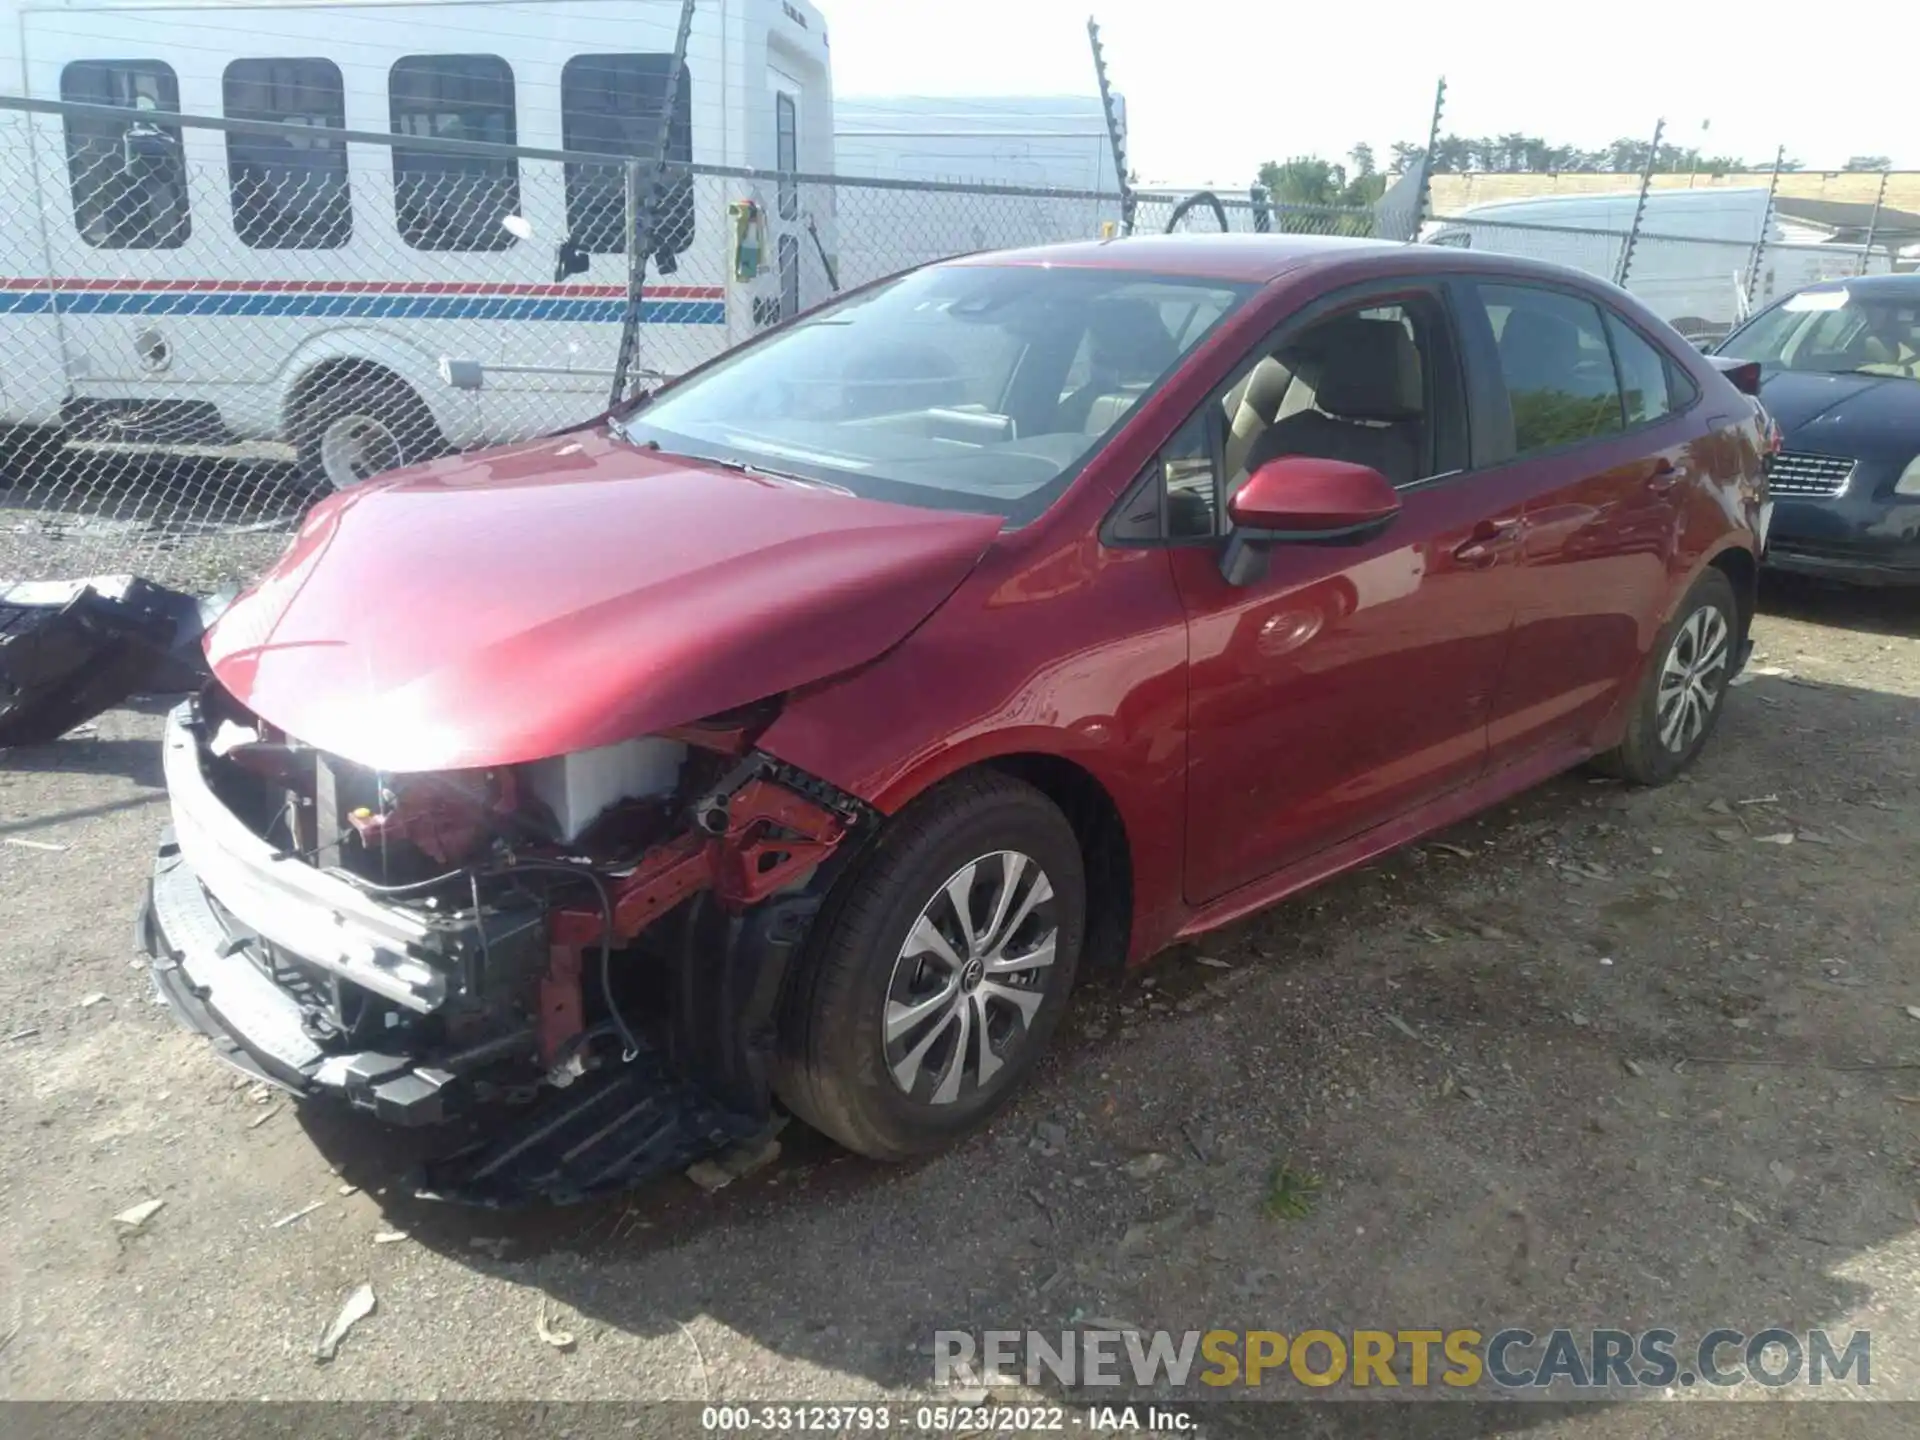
775, 772, 1085, 1161
1597, 567, 1738, 785
293, 374, 441, 492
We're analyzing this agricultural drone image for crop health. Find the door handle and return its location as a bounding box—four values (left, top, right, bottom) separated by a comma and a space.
1453, 518, 1521, 568
1649, 458, 1682, 491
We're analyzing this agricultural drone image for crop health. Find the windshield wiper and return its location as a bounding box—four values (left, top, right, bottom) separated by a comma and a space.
692, 454, 853, 493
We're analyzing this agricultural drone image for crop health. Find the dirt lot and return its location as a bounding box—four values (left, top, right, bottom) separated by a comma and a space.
4, 574, 1919, 1433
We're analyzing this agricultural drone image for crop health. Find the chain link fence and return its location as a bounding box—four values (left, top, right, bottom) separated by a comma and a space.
1, 97, 1182, 588
1, 92, 1893, 596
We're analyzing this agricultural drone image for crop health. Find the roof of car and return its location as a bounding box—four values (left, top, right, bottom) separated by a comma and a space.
1798, 272, 1920, 297
946, 231, 1617, 287
947, 233, 1413, 283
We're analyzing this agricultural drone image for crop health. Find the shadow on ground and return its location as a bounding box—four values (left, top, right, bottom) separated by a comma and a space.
1760, 570, 1920, 639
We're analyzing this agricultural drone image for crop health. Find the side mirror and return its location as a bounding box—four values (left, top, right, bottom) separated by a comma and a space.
1220, 456, 1401, 586
553, 236, 589, 282
1706, 354, 1764, 397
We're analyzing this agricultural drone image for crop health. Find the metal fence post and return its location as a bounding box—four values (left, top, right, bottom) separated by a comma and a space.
1415, 76, 1447, 238
1743, 144, 1786, 312
1860, 167, 1890, 276
1087, 17, 1135, 237
609, 0, 696, 407
1614, 117, 1665, 288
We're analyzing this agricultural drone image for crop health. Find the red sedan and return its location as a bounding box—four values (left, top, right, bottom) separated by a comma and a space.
145, 235, 1769, 1199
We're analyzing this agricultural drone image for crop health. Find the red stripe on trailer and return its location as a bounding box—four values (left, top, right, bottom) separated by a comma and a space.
0, 278, 725, 298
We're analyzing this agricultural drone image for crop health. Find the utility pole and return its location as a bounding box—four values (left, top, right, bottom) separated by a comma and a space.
1615, 117, 1665, 288
1860, 167, 1891, 276
1087, 17, 1136, 237
610, 0, 696, 406
1742, 144, 1786, 313
1414, 75, 1447, 237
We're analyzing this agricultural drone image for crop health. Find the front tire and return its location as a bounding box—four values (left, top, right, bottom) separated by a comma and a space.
1599, 567, 1738, 784
775, 772, 1085, 1161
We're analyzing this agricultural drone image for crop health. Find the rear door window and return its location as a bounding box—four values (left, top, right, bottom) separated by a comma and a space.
1474, 284, 1625, 455
1603, 312, 1675, 427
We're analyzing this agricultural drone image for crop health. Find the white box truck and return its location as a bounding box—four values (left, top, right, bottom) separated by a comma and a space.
1423, 186, 1886, 344
831, 93, 1123, 286
0, 0, 834, 489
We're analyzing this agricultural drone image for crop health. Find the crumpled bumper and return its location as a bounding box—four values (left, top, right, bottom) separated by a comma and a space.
140, 827, 488, 1125
141, 843, 765, 1203
140, 699, 769, 1202
142, 699, 529, 1123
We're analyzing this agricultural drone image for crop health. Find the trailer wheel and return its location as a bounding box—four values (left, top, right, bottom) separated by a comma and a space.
294, 373, 442, 492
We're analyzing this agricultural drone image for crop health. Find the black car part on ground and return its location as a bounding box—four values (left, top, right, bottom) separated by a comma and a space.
0, 576, 224, 747
417, 1046, 768, 1206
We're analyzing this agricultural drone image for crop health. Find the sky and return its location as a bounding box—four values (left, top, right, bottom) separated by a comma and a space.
821, 0, 1914, 181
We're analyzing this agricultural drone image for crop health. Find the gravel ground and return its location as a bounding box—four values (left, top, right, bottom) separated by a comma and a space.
2, 447, 301, 590
3, 573, 1919, 1434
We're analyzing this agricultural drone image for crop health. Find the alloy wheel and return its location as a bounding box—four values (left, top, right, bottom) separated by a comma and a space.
1656, 604, 1731, 753
882, 850, 1058, 1105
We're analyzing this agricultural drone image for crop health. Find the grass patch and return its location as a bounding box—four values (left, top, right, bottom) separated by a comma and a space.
1263, 1159, 1323, 1221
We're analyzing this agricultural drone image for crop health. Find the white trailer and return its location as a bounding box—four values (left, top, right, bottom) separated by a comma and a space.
0, 0, 834, 488
1423, 187, 1886, 343
830, 94, 1123, 287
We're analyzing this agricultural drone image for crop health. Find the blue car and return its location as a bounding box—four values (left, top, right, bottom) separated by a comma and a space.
1716, 274, 1920, 585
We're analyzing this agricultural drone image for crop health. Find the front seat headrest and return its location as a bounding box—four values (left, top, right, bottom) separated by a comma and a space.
1083, 299, 1179, 383
1497, 308, 1584, 389
1294, 317, 1423, 422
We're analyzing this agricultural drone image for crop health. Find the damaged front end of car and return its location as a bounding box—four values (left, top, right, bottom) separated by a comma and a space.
141, 680, 874, 1205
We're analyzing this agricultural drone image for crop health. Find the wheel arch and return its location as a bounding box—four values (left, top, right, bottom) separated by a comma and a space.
825, 734, 1141, 978
1596, 540, 1754, 755
1706, 542, 1758, 656
277, 330, 464, 444
977, 752, 1134, 977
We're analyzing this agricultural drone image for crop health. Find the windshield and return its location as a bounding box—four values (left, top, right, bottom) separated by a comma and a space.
1720, 287, 1920, 381
615, 264, 1253, 523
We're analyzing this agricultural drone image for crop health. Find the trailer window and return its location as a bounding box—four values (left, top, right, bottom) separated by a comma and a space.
779, 232, 800, 319
390, 55, 518, 251
775, 92, 798, 221
561, 55, 693, 259
224, 59, 349, 249
60, 60, 190, 249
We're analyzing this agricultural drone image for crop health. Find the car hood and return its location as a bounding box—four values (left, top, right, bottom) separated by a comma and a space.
205, 428, 1003, 772
1757, 369, 1920, 461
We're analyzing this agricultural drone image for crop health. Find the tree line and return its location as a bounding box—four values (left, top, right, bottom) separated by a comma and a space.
1256, 136, 1899, 211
